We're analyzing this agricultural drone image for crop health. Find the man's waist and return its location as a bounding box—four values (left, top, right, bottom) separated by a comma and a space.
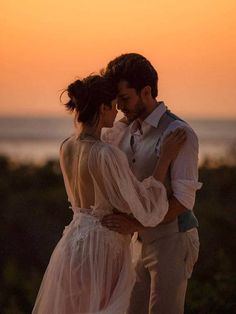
138, 210, 198, 243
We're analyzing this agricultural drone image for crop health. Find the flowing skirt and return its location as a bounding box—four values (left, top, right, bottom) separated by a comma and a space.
32, 212, 135, 314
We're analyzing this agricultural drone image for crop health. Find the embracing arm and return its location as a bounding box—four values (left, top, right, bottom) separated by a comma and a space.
101, 194, 186, 233
90, 137, 174, 229
160, 122, 201, 223
101, 128, 187, 233
160, 195, 187, 224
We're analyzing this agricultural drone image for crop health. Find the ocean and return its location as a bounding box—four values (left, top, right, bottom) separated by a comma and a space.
0, 117, 235, 165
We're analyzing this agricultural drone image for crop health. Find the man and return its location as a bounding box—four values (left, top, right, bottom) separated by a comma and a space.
101, 53, 201, 314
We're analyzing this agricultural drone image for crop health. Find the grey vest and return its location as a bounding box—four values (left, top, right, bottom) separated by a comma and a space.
119, 111, 199, 243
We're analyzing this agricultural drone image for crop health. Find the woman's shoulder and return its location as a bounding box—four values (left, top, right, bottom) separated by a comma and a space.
98, 140, 123, 153
60, 134, 77, 153
93, 141, 127, 162
89, 141, 129, 175
101, 121, 128, 145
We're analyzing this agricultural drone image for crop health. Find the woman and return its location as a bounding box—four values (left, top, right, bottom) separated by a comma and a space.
32, 75, 186, 314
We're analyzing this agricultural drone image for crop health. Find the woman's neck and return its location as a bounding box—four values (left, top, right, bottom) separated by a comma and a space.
80, 124, 102, 140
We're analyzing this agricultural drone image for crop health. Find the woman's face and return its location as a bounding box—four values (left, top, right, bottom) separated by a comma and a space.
103, 99, 118, 128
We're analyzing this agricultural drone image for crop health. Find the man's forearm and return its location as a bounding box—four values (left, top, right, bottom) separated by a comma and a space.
101, 196, 187, 234
123, 196, 187, 233
161, 195, 187, 224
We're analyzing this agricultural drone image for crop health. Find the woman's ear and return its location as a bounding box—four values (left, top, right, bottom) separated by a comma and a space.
100, 103, 111, 114
100, 103, 106, 115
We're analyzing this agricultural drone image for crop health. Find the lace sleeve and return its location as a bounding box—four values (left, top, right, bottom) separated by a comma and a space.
88, 142, 168, 227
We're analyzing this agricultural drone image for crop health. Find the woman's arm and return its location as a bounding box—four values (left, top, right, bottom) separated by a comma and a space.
100, 129, 187, 232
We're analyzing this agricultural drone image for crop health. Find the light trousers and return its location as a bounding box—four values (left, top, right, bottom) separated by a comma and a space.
127, 227, 199, 314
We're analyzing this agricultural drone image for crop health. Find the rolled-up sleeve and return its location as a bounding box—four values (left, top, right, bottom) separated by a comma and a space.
162, 120, 202, 209
172, 179, 202, 209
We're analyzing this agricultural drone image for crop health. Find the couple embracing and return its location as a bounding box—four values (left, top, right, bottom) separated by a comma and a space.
32, 53, 201, 314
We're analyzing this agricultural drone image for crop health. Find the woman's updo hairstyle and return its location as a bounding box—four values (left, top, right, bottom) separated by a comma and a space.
64, 75, 116, 125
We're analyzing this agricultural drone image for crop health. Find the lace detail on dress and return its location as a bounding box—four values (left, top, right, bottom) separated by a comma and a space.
62, 212, 129, 258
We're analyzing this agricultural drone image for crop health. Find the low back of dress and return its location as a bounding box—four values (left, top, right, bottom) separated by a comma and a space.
59, 135, 96, 210
59, 133, 168, 225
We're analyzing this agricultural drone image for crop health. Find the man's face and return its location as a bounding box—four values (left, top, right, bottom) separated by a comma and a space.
117, 80, 146, 122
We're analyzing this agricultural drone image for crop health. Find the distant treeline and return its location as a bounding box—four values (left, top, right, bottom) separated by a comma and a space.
0, 154, 236, 314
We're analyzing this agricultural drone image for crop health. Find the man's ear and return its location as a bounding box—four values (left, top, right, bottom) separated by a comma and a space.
141, 86, 152, 98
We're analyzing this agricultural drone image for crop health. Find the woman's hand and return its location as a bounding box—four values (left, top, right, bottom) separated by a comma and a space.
160, 128, 187, 162
119, 116, 130, 125
153, 128, 187, 183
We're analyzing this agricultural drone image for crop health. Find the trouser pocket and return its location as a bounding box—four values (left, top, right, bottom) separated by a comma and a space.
184, 228, 200, 278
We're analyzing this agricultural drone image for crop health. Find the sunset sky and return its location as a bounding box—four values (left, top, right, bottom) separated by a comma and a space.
1, 0, 236, 119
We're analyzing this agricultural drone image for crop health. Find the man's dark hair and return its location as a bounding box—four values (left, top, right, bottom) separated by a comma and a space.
104, 53, 158, 98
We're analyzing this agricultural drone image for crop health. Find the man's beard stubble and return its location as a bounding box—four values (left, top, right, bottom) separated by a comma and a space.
126, 99, 147, 123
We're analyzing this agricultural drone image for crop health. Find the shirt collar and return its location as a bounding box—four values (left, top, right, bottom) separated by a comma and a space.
130, 120, 143, 135
144, 101, 167, 128
129, 101, 167, 135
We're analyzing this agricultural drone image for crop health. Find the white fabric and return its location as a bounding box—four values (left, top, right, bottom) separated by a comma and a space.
102, 103, 202, 210
129, 120, 143, 152
157, 119, 202, 209
101, 122, 127, 147
32, 137, 168, 314
89, 142, 168, 227
144, 101, 167, 127
33, 212, 134, 314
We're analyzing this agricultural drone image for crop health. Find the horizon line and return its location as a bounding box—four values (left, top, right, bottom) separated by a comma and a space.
0, 114, 236, 121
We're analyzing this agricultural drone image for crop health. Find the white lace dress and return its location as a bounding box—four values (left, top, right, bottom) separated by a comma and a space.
32, 136, 168, 314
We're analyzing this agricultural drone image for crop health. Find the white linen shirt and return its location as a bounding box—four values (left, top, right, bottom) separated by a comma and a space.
102, 102, 202, 210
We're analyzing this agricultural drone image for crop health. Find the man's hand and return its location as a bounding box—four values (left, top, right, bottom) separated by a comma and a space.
101, 213, 144, 234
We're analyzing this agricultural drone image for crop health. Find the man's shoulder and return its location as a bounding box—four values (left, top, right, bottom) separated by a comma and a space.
164, 119, 199, 149
165, 110, 185, 123
163, 111, 197, 136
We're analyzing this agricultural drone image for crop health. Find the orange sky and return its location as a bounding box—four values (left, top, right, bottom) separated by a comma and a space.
0, 0, 236, 118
